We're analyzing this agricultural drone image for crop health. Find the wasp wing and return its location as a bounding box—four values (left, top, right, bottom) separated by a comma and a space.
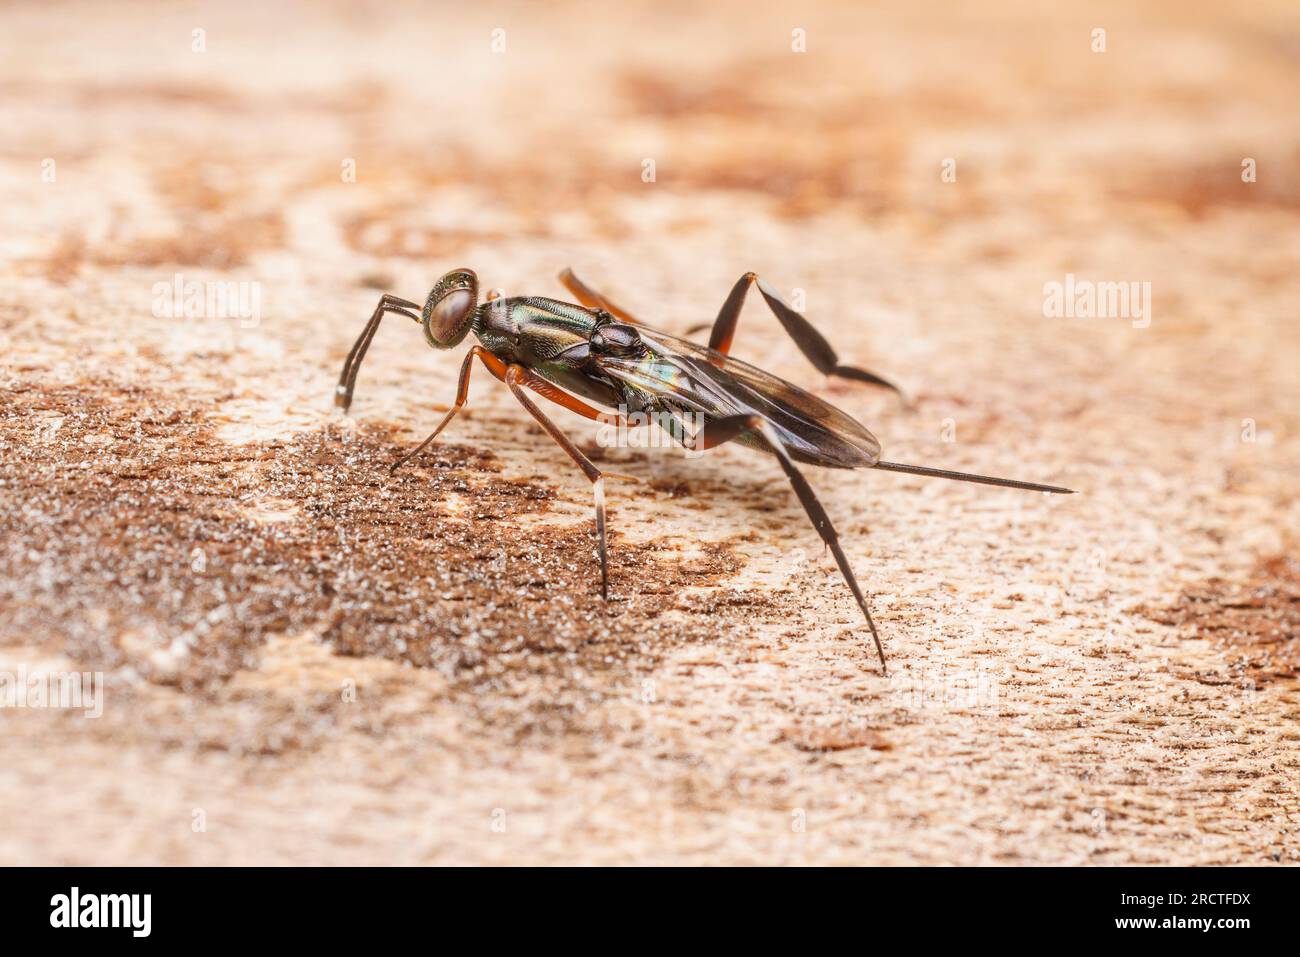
597, 327, 881, 468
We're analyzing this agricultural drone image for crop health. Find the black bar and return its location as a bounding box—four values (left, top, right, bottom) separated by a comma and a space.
0, 867, 1286, 944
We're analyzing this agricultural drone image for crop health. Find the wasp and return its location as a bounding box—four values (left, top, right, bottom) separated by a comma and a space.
335, 268, 1074, 672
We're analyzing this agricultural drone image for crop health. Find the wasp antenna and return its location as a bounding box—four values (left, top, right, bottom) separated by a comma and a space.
872, 461, 1075, 495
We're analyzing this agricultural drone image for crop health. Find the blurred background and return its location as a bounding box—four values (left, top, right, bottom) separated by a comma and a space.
5, 1, 1297, 429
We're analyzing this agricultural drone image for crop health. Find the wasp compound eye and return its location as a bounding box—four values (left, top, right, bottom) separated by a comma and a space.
423, 269, 479, 348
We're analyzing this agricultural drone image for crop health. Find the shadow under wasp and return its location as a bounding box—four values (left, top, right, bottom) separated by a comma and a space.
335, 267, 1075, 673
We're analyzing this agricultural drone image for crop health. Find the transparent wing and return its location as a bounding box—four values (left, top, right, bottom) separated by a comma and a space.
598, 327, 881, 468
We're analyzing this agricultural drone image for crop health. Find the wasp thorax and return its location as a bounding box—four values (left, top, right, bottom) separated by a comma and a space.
423, 269, 478, 348
590, 322, 643, 357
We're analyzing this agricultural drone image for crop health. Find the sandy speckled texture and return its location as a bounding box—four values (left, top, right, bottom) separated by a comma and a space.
0, 0, 1297, 865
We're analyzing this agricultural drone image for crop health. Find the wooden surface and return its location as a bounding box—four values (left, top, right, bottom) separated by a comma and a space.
1, 0, 1297, 865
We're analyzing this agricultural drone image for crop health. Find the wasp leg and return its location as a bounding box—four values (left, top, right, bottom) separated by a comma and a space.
390, 344, 627, 473
336, 294, 421, 412
692, 273, 909, 404
557, 268, 645, 326
694, 413, 888, 673
389, 346, 509, 473
503, 364, 615, 600
391, 355, 632, 596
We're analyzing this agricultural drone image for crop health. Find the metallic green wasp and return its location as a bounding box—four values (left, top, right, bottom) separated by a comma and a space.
335, 267, 1074, 673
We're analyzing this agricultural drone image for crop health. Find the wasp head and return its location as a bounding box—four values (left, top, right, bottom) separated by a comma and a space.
422, 269, 478, 348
